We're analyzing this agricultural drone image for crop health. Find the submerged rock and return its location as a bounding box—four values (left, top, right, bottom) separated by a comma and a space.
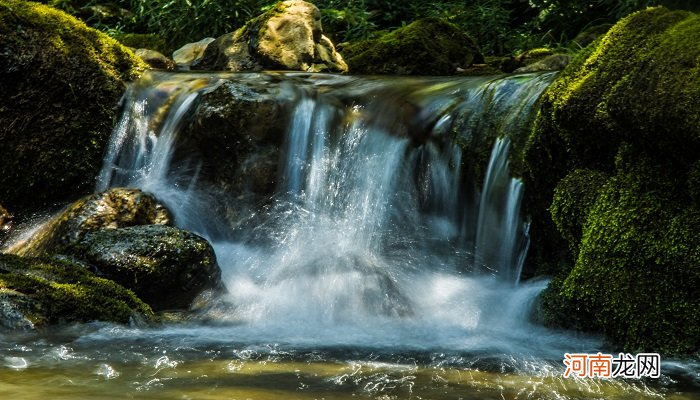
0, 254, 153, 328
342, 18, 482, 75
526, 7, 700, 354
69, 225, 222, 311
0, 0, 147, 212
194, 0, 347, 72
8, 188, 171, 257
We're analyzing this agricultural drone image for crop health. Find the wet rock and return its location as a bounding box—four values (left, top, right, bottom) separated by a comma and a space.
69, 225, 223, 311
0, 288, 43, 330
176, 78, 289, 227
342, 18, 482, 75
173, 37, 215, 70
0, 253, 153, 328
133, 48, 176, 70
0, 0, 147, 212
194, 1, 347, 72
8, 188, 171, 257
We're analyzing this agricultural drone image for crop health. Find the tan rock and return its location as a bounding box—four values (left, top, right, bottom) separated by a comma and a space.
7, 188, 171, 257
173, 37, 216, 70
195, 0, 347, 73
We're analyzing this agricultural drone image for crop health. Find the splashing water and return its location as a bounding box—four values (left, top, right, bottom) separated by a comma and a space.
94, 71, 580, 352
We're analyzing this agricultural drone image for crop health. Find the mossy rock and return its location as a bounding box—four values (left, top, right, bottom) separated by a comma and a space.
0, 0, 147, 212
194, 0, 347, 72
525, 8, 700, 354
342, 18, 483, 75
0, 253, 152, 327
68, 225, 223, 311
8, 188, 171, 257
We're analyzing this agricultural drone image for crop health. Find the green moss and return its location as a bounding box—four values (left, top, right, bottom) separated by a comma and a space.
550, 169, 609, 255
0, 0, 147, 212
114, 32, 169, 55
0, 253, 152, 325
561, 169, 700, 355
342, 18, 482, 75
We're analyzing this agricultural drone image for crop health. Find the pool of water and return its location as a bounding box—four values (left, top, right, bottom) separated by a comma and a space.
1, 323, 698, 399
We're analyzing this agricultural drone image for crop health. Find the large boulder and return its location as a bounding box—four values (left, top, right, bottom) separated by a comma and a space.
8, 188, 171, 256
68, 225, 222, 311
0, 253, 152, 329
0, 0, 147, 212
194, 0, 347, 72
525, 8, 700, 354
342, 18, 483, 75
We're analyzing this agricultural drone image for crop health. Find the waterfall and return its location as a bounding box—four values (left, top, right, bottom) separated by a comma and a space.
97, 71, 557, 347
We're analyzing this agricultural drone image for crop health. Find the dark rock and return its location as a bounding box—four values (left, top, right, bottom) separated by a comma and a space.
176, 78, 289, 227
70, 225, 223, 311
0, 0, 147, 212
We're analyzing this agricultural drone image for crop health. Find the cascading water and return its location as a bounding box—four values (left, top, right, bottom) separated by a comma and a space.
95, 71, 569, 350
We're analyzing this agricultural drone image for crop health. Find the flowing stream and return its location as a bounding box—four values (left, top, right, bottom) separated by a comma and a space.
1, 71, 698, 399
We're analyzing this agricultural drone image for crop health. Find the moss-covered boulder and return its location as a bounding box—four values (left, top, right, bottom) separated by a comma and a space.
195, 0, 347, 72
68, 225, 222, 311
342, 18, 482, 75
525, 7, 700, 354
0, 253, 152, 328
0, 0, 147, 212
8, 188, 171, 257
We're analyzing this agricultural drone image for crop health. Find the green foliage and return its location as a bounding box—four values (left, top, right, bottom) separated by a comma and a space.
128, 0, 270, 50
40, 0, 700, 57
